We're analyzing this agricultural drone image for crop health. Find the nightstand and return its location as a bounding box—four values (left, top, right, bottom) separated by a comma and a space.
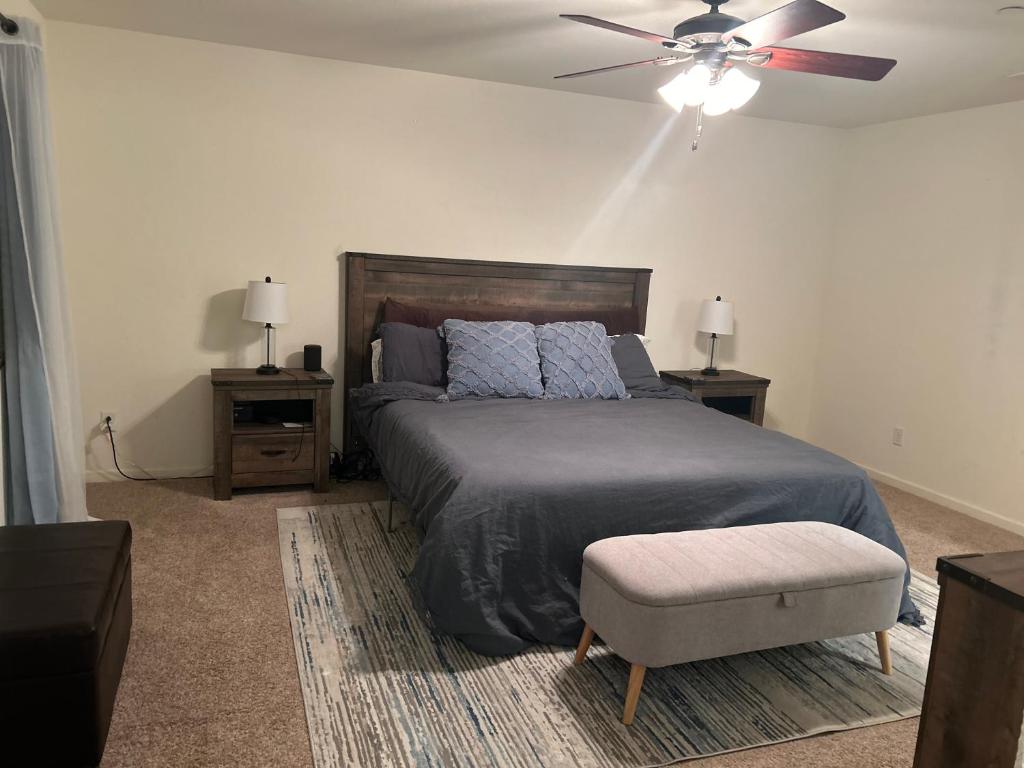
211, 368, 333, 500
659, 369, 770, 426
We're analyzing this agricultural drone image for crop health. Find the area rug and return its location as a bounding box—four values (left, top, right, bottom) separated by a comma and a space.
277, 502, 936, 768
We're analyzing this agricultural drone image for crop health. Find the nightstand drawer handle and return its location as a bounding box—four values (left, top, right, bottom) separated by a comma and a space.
260, 449, 288, 457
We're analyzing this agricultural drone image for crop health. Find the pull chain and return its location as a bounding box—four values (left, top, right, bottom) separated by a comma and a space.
691, 102, 704, 152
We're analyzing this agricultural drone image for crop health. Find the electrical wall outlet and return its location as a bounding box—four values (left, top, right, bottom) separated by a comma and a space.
892, 427, 904, 447
100, 411, 117, 431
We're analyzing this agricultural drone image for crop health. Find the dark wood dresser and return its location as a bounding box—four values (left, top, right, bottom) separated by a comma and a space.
659, 369, 770, 426
211, 368, 332, 500
914, 551, 1024, 768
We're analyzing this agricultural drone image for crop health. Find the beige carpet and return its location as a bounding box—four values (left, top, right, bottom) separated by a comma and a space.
88, 478, 1024, 768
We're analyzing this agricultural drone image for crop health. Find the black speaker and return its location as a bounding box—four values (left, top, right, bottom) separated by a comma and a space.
303, 344, 321, 372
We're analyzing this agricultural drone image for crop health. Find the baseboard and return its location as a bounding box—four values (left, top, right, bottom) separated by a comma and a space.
861, 464, 1024, 537
85, 466, 212, 484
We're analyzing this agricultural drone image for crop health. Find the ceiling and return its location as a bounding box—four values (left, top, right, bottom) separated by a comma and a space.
31, 0, 1024, 127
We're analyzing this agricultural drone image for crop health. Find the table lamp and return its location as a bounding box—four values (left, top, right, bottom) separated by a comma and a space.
242, 276, 289, 375
697, 295, 733, 376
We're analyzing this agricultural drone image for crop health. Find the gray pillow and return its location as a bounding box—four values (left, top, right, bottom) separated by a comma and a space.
442, 320, 544, 400
379, 322, 446, 387
535, 321, 628, 400
609, 333, 664, 390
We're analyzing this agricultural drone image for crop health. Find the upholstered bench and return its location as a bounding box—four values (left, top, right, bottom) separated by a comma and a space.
574, 521, 906, 725
0, 520, 133, 767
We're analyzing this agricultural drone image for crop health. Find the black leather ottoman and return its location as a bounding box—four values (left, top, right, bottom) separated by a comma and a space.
0, 520, 132, 767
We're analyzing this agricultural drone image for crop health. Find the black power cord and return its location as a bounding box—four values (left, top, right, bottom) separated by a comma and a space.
291, 422, 305, 462
104, 417, 211, 482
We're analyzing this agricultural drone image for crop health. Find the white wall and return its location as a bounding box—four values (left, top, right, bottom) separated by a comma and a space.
809, 100, 1024, 533
44, 22, 840, 480
6, 0, 41, 23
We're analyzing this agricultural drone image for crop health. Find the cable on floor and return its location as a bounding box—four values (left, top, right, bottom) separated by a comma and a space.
104, 417, 212, 482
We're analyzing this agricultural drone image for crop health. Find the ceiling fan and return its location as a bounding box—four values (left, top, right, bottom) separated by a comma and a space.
556, 0, 896, 148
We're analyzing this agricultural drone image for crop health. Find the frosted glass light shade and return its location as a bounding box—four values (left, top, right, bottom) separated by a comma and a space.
719, 68, 761, 111
657, 64, 711, 112
701, 83, 734, 116
697, 297, 734, 335
242, 278, 289, 324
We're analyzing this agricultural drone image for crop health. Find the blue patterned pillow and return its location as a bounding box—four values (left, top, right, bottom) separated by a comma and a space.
443, 320, 544, 400
535, 322, 628, 400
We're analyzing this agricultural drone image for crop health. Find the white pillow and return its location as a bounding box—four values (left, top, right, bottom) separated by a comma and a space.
611, 333, 652, 347
370, 338, 383, 383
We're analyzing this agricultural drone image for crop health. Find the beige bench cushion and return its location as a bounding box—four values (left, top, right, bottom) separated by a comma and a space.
580, 522, 906, 668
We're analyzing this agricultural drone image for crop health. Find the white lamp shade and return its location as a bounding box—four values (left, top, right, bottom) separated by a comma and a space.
697, 297, 734, 335
657, 64, 711, 113
720, 68, 761, 111
242, 279, 289, 324
701, 83, 734, 117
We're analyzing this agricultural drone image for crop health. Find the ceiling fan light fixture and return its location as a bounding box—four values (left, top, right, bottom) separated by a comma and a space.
658, 64, 712, 112
671, 67, 761, 117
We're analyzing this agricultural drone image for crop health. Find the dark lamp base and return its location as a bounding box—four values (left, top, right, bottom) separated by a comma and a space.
256, 364, 280, 375
700, 367, 721, 376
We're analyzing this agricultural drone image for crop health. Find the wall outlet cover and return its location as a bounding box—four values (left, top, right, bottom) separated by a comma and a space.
892, 427, 904, 447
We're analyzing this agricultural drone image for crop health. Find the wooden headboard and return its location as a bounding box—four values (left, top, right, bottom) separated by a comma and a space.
343, 252, 653, 450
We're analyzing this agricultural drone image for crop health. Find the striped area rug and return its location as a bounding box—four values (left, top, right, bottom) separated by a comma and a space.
277, 502, 935, 768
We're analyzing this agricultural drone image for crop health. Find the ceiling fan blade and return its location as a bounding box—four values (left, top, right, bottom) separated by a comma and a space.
722, 0, 845, 49
751, 47, 896, 81
554, 57, 685, 79
560, 15, 681, 48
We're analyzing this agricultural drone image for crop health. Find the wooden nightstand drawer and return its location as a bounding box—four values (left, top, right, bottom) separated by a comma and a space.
231, 433, 314, 474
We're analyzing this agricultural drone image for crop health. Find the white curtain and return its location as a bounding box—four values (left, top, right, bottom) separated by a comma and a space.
0, 18, 86, 524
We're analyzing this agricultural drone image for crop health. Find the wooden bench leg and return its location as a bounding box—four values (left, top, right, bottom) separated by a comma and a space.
875, 630, 892, 675
574, 624, 594, 665
622, 663, 646, 725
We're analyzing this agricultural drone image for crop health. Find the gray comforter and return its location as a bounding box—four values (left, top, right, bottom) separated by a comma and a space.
351, 382, 921, 656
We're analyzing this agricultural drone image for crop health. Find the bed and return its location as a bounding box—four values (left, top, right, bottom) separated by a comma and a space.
343, 252, 921, 656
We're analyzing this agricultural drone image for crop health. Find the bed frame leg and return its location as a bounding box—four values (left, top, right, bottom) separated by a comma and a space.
574, 624, 594, 665
875, 630, 892, 675
622, 663, 646, 725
